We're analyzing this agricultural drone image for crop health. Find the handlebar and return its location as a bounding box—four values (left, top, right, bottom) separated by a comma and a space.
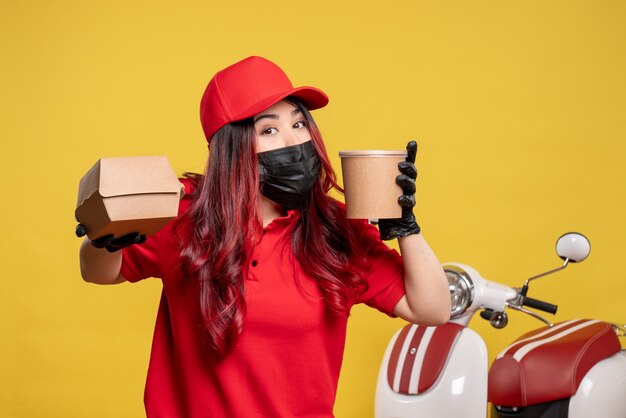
522, 296, 558, 314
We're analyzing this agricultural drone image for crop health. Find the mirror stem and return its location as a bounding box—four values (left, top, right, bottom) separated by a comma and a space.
522, 258, 570, 294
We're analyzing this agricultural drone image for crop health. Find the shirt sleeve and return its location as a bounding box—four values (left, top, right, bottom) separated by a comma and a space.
120, 234, 162, 282
120, 177, 194, 283
352, 219, 406, 316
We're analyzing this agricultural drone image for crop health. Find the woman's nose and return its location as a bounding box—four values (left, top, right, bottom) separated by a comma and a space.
283, 129, 301, 147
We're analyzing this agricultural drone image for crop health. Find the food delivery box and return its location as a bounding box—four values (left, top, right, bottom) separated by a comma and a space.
75, 156, 183, 240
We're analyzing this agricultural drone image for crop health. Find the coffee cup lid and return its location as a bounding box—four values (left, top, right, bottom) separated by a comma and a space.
338, 150, 407, 157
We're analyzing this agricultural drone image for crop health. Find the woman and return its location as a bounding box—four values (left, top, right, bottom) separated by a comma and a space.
79, 56, 450, 418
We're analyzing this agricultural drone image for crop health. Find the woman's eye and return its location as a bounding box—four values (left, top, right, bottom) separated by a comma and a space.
293, 121, 307, 129
261, 127, 277, 135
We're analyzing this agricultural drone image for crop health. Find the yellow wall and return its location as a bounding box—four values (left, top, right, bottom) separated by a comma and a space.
1, 1, 625, 417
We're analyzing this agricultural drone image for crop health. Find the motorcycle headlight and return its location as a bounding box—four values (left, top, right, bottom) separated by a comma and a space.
445, 265, 474, 319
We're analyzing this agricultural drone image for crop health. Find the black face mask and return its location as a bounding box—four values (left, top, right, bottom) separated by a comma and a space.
257, 141, 320, 209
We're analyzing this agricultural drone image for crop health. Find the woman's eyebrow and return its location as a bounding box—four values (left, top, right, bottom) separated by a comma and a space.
254, 108, 302, 123
254, 113, 277, 123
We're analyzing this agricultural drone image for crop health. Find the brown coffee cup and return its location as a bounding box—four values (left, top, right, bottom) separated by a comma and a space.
339, 150, 407, 219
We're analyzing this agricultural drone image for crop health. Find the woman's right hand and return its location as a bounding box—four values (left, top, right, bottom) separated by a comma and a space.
75, 223, 146, 253
90, 233, 147, 253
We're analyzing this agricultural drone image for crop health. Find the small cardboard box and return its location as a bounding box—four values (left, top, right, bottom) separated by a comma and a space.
75, 156, 183, 240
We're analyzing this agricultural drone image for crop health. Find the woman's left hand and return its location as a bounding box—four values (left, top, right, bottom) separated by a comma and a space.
378, 141, 422, 241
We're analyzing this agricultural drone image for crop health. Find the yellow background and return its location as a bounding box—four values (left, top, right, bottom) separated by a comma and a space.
1, 1, 625, 417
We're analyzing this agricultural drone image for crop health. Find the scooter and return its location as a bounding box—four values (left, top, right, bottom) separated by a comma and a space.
375, 232, 626, 418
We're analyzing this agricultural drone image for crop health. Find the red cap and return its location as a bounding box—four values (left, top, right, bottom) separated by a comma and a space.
199, 56, 329, 142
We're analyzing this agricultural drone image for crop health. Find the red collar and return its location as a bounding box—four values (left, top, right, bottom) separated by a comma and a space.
263, 209, 299, 232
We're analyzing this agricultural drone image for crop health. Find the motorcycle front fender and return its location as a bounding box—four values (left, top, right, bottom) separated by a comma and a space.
375, 325, 488, 418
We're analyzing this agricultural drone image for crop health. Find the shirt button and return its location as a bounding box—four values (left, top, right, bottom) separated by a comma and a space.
251, 260, 258, 267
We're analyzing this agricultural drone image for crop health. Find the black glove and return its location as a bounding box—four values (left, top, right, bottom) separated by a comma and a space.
76, 224, 146, 253
90, 232, 147, 253
378, 141, 421, 241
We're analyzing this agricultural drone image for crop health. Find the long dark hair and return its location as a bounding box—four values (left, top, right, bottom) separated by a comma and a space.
180, 99, 368, 359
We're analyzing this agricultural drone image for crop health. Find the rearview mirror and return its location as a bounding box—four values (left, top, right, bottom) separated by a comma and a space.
556, 233, 590, 263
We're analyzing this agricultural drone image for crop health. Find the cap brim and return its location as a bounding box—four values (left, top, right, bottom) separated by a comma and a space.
288, 86, 329, 111
231, 86, 329, 123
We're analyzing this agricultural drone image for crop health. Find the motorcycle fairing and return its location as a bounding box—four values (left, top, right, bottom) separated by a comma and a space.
488, 319, 621, 407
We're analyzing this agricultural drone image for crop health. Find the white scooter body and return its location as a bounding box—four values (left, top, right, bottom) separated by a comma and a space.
375, 233, 626, 418
375, 263, 515, 418
375, 326, 488, 418
567, 351, 626, 418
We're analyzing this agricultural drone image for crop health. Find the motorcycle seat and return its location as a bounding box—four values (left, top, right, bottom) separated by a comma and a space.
488, 319, 621, 407
386, 322, 464, 394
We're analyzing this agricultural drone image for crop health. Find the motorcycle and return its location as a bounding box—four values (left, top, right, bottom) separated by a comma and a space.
375, 232, 626, 418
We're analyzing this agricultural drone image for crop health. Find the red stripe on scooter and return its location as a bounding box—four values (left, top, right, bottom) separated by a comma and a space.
387, 324, 413, 389
418, 323, 464, 393
398, 326, 427, 394
502, 319, 587, 358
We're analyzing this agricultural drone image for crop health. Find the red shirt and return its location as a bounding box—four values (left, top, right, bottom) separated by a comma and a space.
121, 189, 405, 418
